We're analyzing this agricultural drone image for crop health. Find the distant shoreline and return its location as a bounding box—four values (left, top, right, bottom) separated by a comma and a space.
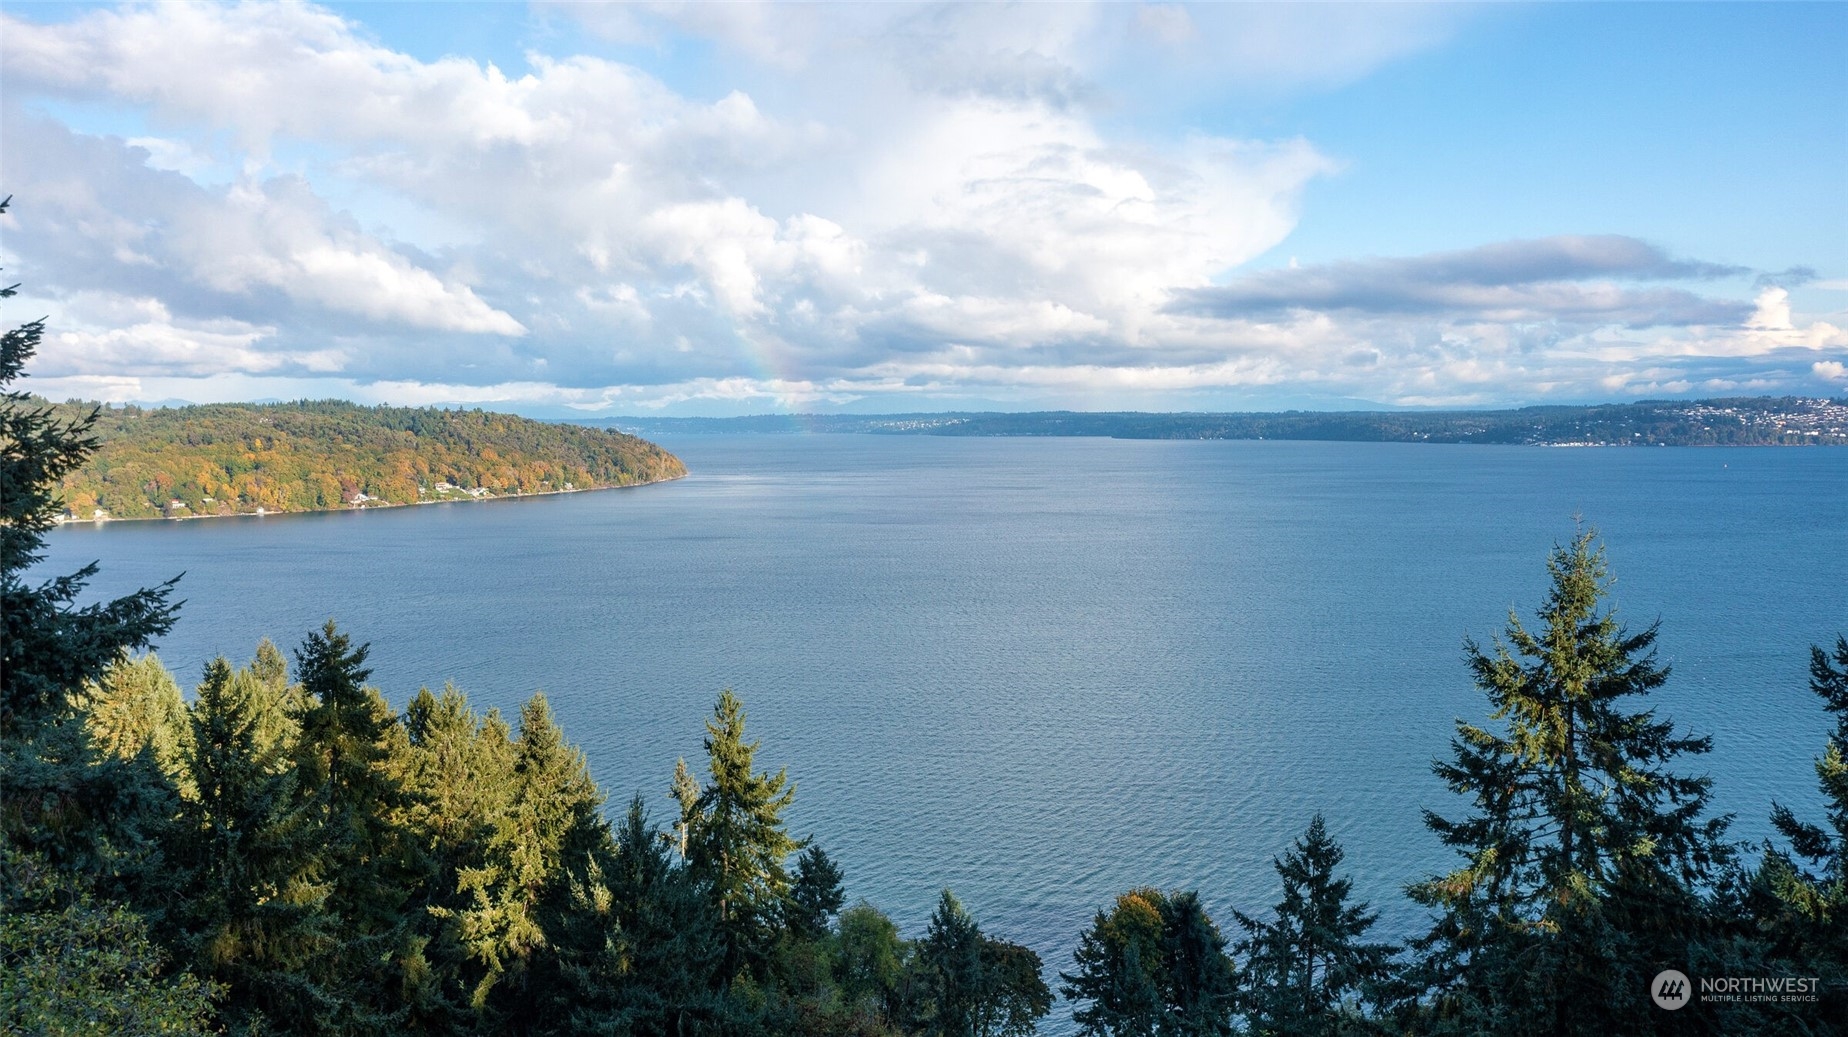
55, 472, 686, 528
598, 397, 1848, 446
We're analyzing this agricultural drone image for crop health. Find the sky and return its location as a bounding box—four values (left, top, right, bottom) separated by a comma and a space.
1, 1, 1844, 416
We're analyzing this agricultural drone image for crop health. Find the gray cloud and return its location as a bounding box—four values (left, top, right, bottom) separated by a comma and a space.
1756, 266, 1817, 289
1168, 236, 1753, 327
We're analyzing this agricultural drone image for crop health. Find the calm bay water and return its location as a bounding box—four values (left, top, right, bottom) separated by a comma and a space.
39, 435, 1848, 1015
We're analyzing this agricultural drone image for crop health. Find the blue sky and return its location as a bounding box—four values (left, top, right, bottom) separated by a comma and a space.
2, 1, 1843, 415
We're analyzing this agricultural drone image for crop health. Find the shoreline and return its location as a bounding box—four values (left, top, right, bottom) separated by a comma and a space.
53, 472, 687, 528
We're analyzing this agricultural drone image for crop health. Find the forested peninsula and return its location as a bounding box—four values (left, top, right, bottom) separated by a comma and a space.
46, 399, 686, 521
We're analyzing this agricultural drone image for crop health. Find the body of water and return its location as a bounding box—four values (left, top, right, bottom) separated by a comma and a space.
39, 436, 1848, 1015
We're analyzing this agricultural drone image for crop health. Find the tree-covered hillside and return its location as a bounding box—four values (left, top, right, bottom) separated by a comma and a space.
49, 400, 686, 520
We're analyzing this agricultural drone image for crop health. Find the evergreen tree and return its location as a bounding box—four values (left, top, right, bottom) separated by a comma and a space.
77, 652, 192, 780
1063, 888, 1235, 1037
1728, 635, 1848, 1027
1768, 636, 1848, 927
913, 889, 1051, 1037
1063, 889, 1168, 1037
398, 685, 513, 1030
177, 657, 336, 1033
1235, 817, 1394, 1036
456, 692, 607, 1015
289, 620, 422, 1033
546, 796, 725, 1036
915, 890, 989, 1037
671, 755, 701, 858
679, 688, 805, 982
1407, 530, 1730, 1034
252, 636, 292, 695
787, 844, 847, 940
0, 193, 181, 891
247, 637, 303, 753
1160, 892, 1238, 1037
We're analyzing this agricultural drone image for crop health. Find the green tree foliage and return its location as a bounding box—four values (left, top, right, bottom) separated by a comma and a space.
288, 621, 424, 1033
0, 848, 215, 1037
1234, 817, 1395, 1036
1161, 893, 1240, 1037
176, 656, 337, 1034
248, 637, 305, 750
400, 683, 517, 1022
1407, 529, 1731, 1034
1714, 635, 1848, 1028
1062, 888, 1236, 1037
977, 938, 1054, 1037
452, 692, 608, 1012
912, 890, 1051, 1037
1768, 636, 1848, 926
914, 890, 988, 1037
679, 688, 806, 983
1065, 888, 1172, 1037
546, 796, 727, 1036
787, 844, 847, 941
837, 900, 911, 1027
0, 196, 181, 887
47, 397, 686, 519
77, 651, 193, 782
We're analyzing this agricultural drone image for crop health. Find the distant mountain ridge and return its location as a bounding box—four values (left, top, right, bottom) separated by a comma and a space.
595, 397, 1848, 446
52, 399, 686, 521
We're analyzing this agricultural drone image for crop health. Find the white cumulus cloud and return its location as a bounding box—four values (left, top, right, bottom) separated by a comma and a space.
0, 2, 1838, 411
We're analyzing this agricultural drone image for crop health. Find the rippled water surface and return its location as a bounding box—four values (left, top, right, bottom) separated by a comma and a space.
40, 435, 1848, 1016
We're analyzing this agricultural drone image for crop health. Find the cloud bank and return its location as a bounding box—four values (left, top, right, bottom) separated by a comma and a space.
1, 2, 1841, 413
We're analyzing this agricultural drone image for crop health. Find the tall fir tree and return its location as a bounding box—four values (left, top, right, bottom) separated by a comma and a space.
915, 890, 990, 1037
1407, 530, 1730, 1035
247, 637, 304, 754
1160, 892, 1239, 1037
0, 194, 182, 892
289, 620, 422, 1034
400, 684, 514, 1027
1234, 816, 1395, 1036
679, 688, 805, 983
177, 657, 337, 1034
457, 692, 607, 1017
1731, 635, 1848, 1027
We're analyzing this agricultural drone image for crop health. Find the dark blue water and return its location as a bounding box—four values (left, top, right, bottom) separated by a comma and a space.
38, 436, 1848, 1020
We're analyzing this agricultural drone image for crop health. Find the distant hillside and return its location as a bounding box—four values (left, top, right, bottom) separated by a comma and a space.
52, 400, 686, 520
597, 397, 1848, 446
